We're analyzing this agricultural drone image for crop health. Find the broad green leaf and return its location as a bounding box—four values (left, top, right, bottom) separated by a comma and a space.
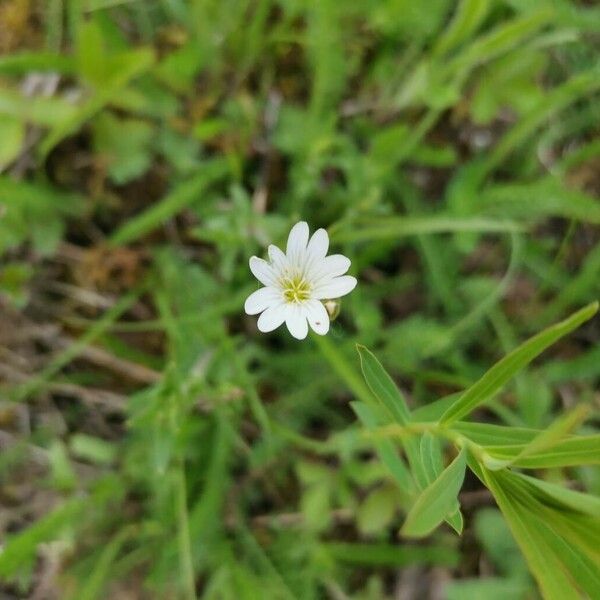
356, 345, 410, 424
401, 448, 466, 538
440, 302, 599, 424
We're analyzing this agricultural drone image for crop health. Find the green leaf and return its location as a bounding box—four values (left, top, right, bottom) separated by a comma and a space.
0, 176, 84, 256
70, 434, 117, 465
451, 421, 541, 445
401, 448, 466, 538
483, 434, 600, 469
482, 67, 600, 174
356, 345, 410, 424
92, 112, 154, 184
440, 302, 599, 424
0, 499, 85, 580
357, 486, 397, 535
351, 402, 414, 494
483, 468, 600, 599
481, 469, 581, 600
40, 47, 154, 157
0, 86, 78, 126
432, 0, 491, 58
78, 528, 133, 600
480, 176, 600, 224
445, 578, 530, 600
513, 472, 600, 518
0, 115, 25, 168
483, 404, 591, 470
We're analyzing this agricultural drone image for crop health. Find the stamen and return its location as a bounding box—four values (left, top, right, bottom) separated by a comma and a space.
281, 274, 311, 303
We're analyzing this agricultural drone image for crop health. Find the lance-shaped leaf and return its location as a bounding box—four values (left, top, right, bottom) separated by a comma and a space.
483, 434, 600, 469
483, 404, 591, 470
401, 448, 466, 538
483, 468, 600, 599
356, 345, 410, 424
441, 302, 598, 424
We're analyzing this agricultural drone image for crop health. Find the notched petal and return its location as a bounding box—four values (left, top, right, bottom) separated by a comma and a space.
313, 275, 357, 299
249, 256, 277, 286
244, 287, 280, 315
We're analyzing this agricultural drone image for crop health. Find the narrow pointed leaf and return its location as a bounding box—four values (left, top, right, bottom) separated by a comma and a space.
357, 345, 410, 424
482, 469, 581, 600
483, 404, 591, 470
484, 434, 600, 468
441, 302, 598, 424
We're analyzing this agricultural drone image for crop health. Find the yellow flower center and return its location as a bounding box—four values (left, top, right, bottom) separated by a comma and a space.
281, 275, 311, 303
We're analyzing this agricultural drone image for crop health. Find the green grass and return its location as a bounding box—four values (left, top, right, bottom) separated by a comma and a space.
0, 0, 599, 598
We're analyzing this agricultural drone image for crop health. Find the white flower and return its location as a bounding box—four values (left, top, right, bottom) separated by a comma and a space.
244, 221, 357, 340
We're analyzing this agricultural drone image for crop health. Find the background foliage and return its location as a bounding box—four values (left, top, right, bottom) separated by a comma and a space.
0, 0, 599, 598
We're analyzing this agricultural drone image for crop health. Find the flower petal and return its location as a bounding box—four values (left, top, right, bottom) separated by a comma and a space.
310, 254, 351, 281
313, 275, 357, 299
249, 256, 277, 286
257, 303, 286, 332
285, 304, 309, 340
244, 287, 280, 315
268, 244, 287, 273
286, 221, 309, 266
305, 300, 330, 335
306, 228, 329, 263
